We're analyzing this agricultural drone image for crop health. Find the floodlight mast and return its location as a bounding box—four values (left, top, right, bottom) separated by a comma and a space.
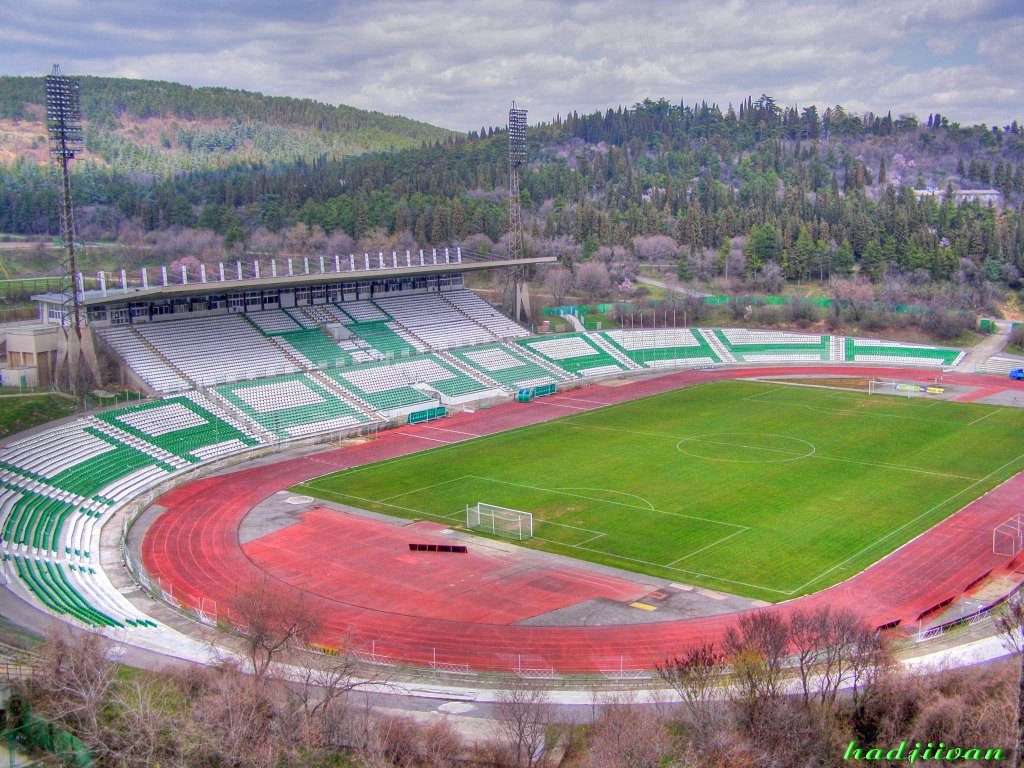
46, 64, 87, 392
507, 103, 531, 322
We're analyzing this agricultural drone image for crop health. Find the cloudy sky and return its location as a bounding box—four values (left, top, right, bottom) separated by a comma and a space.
5, 0, 1022, 131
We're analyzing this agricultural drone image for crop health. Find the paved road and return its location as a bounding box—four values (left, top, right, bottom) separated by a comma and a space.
637, 276, 709, 298
956, 320, 1011, 372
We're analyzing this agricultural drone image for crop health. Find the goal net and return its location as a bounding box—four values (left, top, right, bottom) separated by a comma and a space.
466, 502, 534, 541
994, 514, 1024, 557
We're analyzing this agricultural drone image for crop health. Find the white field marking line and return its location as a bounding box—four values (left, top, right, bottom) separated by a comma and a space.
748, 379, 867, 395
376, 476, 470, 502
676, 435, 814, 458
470, 475, 749, 531
294, 377, 714, 486
290, 485, 457, 523
533, 532, 607, 549
402, 432, 453, 444
665, 528, 751, 566
285, 474, 783, 596
968, 409, 1000, 426
552, 487, 656, 510
741, 392, 969, 426
789, 449, 1024, 595
812, 454, 981, 482
536, 539, 792, 596
565, 414, 980, 481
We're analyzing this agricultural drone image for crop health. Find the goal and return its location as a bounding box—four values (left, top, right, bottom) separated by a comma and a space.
466, 502, 534, 541
994, 514, 1024, 557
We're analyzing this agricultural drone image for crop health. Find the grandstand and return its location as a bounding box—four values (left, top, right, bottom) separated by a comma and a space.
5, 243, 976, 641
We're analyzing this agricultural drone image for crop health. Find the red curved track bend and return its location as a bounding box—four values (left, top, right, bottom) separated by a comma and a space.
142, 367, 1024, 673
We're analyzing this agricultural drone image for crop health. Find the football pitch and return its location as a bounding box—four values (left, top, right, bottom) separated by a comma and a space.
292, 380, 1024, 601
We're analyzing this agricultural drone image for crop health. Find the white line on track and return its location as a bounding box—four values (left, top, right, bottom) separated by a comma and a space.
419, 426, 484, 438
402, 433, 453, 444
527, 400, 590, 410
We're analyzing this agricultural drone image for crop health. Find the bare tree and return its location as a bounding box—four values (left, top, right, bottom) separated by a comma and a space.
657, 643, 724, 733
543, 266, 574, 305
189, 660, 288, 768
492, 678, 556, 767
580, 691, 675, 768
106, 674, 185, 767
723, 610, 789, 724
28, 626, 118, 759
997, 595, 1024, 768
576, 262, 612, 299
229, 575, 322, 678
789, 606, 889, 711
632, 234, 679, 264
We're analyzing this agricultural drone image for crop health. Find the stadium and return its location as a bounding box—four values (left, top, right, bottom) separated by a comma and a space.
3, 248, 1024, 681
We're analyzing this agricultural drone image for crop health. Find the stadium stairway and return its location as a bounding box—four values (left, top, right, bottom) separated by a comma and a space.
588, 334, 645, 372
699, 329, 736, 363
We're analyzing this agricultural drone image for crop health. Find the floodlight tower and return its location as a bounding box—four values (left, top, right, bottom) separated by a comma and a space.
46, 64, 89, 392
507, 103, 531, 322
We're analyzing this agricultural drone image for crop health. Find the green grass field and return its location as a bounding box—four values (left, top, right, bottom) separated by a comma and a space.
292, 381, 1024, 601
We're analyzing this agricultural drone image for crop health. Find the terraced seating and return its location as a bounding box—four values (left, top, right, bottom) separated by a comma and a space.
374, 293, 497, 350
275, 328, 360, 369
390, 355, 494, 398
844, 338, 964, 367
601, 329, 720, 367
339, 300, 388, 323
135, 315, 300, 386
449, 344, 570, 389
97, 326, 191, 393
0, 423, 172, 499
244, 309, 303, 334
442, 289, 529, 339
7, 554, 154, 629
94, 395, 262, 464
213, 374, 370, 438
298, 304, 352, 326
517, 334, 630, 376
348, 321, 423, 359
11, 554, 122, 627
325, 363, 437, 413
714, 329, 831, 362
979, 356, 1024, 375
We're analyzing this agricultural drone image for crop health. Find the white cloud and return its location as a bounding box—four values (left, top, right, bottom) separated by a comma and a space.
1, 0, 1020, 130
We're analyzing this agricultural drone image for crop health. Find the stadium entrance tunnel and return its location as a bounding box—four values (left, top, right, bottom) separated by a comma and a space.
675, 432, 816, 463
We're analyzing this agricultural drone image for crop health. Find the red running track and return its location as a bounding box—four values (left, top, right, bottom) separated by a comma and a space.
141, 367, 1024, 673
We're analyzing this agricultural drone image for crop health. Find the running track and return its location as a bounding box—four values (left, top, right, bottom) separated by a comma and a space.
141, 367, 1024, 673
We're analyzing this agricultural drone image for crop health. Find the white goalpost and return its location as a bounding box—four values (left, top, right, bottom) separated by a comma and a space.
466, 502, 534, 541
994, 514, 1024, 557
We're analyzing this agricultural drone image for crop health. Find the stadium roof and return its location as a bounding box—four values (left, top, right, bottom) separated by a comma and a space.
33, 249, 556, 307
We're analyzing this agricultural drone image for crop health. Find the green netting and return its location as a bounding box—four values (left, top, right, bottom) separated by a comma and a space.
4, 697, 93, 767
